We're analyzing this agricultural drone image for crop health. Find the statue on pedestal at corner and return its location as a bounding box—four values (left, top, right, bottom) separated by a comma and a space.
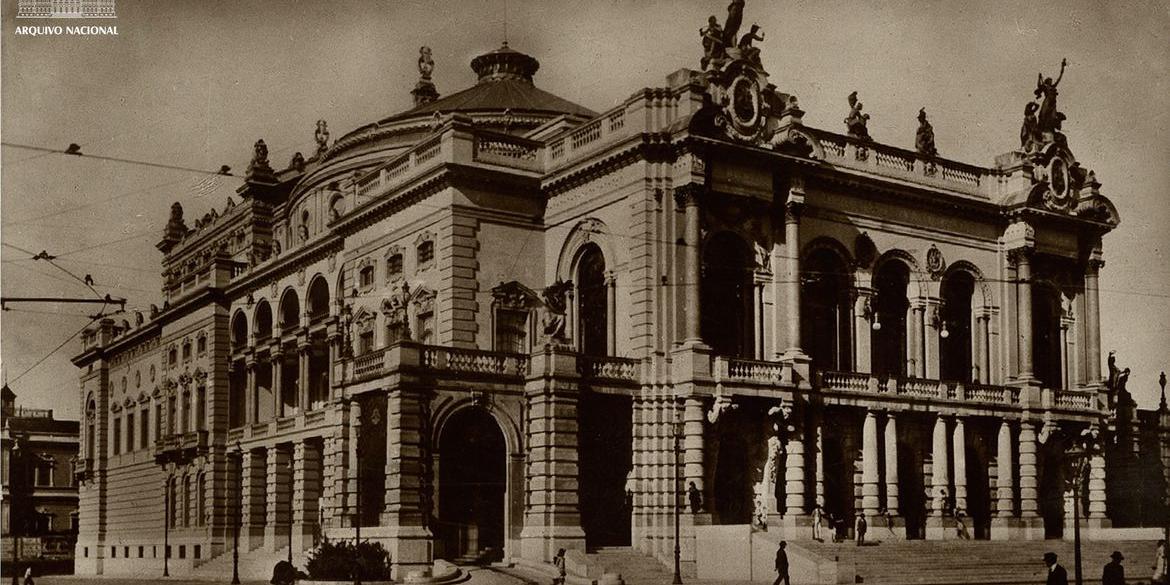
844, 91, 871, 140
314, 120, 330, 159
1019, 102, 1042, 152
737, 24, 765, 68
915, 108, 938, 157
700, 16, 726, 70
540, 279, 573, 346
1034, 58, 1068, 135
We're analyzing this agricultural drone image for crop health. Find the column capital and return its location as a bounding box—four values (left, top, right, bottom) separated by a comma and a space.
1006, 247, 1034, 268
672, 183, 706, 208
1086, 258, 1105, 273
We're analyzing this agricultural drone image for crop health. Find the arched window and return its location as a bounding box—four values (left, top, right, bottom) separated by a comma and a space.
873, 261, 910, 377
196, 473, 206, 526
168, 477, 179, 528
307, 277, 330, 322
183, 475, 192, 527
701, 233, 754, 358
231, 311, 249, 351
802, 247, 852, 372
1032, 284, 1063, 389
85, 398, 96, 460
280, 290, 300, 330
576, 244, 608, 356
254, 301, 273, 342
940, 272, 975, 382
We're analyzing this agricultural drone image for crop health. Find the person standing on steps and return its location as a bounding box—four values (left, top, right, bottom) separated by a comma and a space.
854, 512, 867, 546
1102, 550, 1126, 585
1154, 540, 1168, 585
812, 505, 824, 542
773, 541, 790, 585
553, 548, 567, 585
1044, 552, 1068, 585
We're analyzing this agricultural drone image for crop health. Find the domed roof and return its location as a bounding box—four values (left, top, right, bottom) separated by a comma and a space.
379, 42, 596, 123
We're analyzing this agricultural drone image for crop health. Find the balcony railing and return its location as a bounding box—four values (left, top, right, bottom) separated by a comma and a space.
153, 429, 209, 464
808, 128, 989, 197
422, 345, 529, 377
715, 357, 785, 384
578, 356, 641, 383
817, 372, 1092, 411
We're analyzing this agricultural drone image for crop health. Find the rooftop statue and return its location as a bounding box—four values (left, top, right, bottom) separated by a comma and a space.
540, 279, 573, 345
844, 91, 871, 140
314, 119, 329, 159
1035, 58, 1068, 135
418, 46, 435, 81
737, 23, 765, 68
915, 108, 937, 156
700, 16, 726, 70
246, 138, 274, 179
1019, 102, 1041, 152
723, 0, 745, 47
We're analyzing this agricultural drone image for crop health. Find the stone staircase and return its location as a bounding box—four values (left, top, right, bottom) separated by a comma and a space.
188, 546, 309, 582
794, 539, 1160, 585
584, 547, 676, 585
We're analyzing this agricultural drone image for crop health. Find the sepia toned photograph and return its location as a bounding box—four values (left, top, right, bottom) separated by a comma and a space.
2, 1, 1169, 584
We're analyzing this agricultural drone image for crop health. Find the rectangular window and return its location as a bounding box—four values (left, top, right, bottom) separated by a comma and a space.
495, 309, 529, 354
141, 409, 150, 449
155, 403, 163, 441
123, 546, 129, 559
417, 240, 434, 267
179, 545, 186, 559
111, 547, 116, 558
112, 418, 122, 456
194, 545, 201, 559
126, 412, 135, 453
196, 336, 207, 355
167, 396, 177, 435
34, 459, 53, 487
359, 331, 374, 354
359, 266, 374, 288
138, 546, 144, 558
387, 254, 403, 279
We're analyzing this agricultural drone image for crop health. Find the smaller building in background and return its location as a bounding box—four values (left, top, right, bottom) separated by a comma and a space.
2, 384, 80, 575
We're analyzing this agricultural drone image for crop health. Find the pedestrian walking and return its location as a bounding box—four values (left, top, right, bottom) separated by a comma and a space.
772, 541, 790, 585
1153, 540, 1168, 585
954, 508, 969, 540
553, 548, 567, 585
812, 505, 824, 542
854, 512, 867, 546
1102, 550, 1126, 585
21, 567, 33, 585
688, 481, 703, 514
1044, 552, 1068, 585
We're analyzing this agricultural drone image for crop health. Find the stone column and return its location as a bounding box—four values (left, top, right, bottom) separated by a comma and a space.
272, 348, 284, 418
382, 385, 433, 578
784, 408, 807, 517
241, 449, 267, 550
924, 300, 941, 380
953, 417, 968, 513
683, 396, 706, 505
784, 202, 803, 356
931, 415, 949, 516
995, 420, 1014, 518
606, 272, 618, 356
292, 441, 322, 552
1059, 317, 1071, 390
265, 445, 291, 551
853, 288, 875, 374
814, 412, 825, 507
245, 355, 257, 424
521, 349, 586, 562
677, 187, 703, 344
297, 341, 311, 413
909, 301, 926, 378
1019, 422, 1039, 519
321, 404, 349, 529
1088, 452, 1107, 519
344, 400, 361, 528
862, 410, 881, 516
884, 412, 899, 515
976, 312, 991, 384
1084, 259, 1103, 384
1016, 251, 1035, 380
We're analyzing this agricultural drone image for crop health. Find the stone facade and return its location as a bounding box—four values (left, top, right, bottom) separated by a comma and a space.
72, 15, 1170, 582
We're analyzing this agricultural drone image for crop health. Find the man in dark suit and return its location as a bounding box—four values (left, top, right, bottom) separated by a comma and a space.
1044, 552, 1068, 585
1102, 550, 1126, 585
773, 541, 790, 585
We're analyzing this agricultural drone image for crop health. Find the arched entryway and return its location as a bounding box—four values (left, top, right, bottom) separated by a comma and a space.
437, 407, 507, 562
802, 247, 853, 373
940, 272, 975, 382
873, 261, 910, 377
577, 244, 608, 356
701, 232, 755, 358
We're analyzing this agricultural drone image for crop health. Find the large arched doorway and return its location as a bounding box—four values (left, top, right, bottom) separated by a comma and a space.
873, 261, 910, 378
940, 272, 975, 382
577, 244, 608, 356
1032, 285, 1063, 389
802, 248, 852, 373
701, 232, 755, 358
437, 407, 507, 562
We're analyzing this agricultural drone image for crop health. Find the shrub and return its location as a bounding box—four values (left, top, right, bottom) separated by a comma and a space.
305, 538, 392, 581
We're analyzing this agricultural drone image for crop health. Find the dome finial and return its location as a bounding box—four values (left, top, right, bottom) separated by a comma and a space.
471, 44, 540, 84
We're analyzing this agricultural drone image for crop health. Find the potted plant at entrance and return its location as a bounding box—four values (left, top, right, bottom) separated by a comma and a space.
304, 538, 393, 585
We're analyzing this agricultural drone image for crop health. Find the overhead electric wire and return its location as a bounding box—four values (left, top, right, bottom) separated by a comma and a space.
2, 241, 101, 297
7, 315, 107, 386
1, 141, 237, 177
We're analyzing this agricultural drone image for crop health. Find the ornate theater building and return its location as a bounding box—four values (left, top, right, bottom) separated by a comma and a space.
72, 4, 1170, 581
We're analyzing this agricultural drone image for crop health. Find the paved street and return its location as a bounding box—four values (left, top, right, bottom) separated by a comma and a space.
28, 565, 536, 585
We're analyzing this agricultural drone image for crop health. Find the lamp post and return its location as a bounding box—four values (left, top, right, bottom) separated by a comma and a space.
672, 400, 683, 585
231, 441, 242, 585
288, 451, 294, 564
163, 473, 171, 577
1063, 427, 1100, 585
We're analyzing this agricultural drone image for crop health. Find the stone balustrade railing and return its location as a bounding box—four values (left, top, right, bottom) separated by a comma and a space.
423, 345, 529, 377
818, 371, 1094, 412
473, 132, 541, 172
546, 106, 629, 168
716, 357, 785, 383
578, 356, 641, 383
1054, 389, 1095, 410
353, 350, 384, 379
352, 134, 447, 201
809, 128, 989, 197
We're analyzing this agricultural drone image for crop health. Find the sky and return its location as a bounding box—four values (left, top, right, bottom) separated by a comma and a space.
2, 0, 1168, 419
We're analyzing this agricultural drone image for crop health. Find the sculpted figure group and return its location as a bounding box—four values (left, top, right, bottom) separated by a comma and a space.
700, 0, 764, 70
